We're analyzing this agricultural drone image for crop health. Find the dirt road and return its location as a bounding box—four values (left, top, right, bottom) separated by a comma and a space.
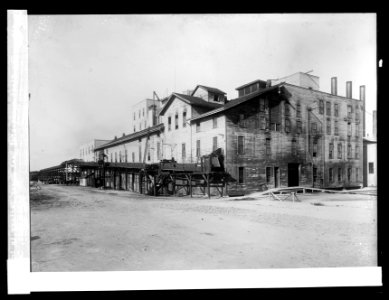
30, 185, 377, 271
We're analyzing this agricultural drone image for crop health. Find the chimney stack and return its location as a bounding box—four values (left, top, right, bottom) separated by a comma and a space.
346, 81, 352, 98
331, 77, 337, 95
360, 85, 366, 137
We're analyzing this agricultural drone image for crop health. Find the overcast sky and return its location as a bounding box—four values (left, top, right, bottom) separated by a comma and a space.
28, 13, 377, 171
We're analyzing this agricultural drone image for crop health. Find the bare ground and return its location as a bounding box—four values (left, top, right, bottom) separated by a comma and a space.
30, 185, 377, 271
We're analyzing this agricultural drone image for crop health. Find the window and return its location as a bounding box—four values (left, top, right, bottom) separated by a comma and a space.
196, 140, 201, 157
196, 122, 200, 132
319, 100, 324, 114
334, 103, 339, 117
183, 111, 187, 127
329, 168, 334, 183
338, 143, 342, 159
356, 168, 359, 181
326, 101, 331, 116
213, 94, 219, 102
182, 143, 186, 160
369, 162, 374, 174
260, 116, 267, 130
213, 117, 218, 129
347, 122, 352, 136
265, 138, 271, 156
355, 106, 360, 123
296, 102, 301, 117
338, 167, 342, 182
213, 136, 218, 151
132, 152, 135, 162
147, 150, 150, 161
296, 121, 302, 134
285, 103, 290, 116
168, 116, 171, 131
312, 139, 318, 157
355, 124, 359, 138
239, 114, 245, 122
311, 122, 317, 134
115, 152, 117, 163
347, 105, 352, 118
175, 113, 179, 130
355, 145, 360, 159
110, 153, 113, 162
139, 123, 142, 131
329, 143, 334, 159
239, 89, 244, 97
292, 138, 297, 155
139, 144, 142, 162
347, 168, 352, 181
119, 151, 122, 162
271, 122, 280, 132
259, 98, 265, 112
347, 144, 352, 158
125, 150, 128, 162
238, 167, 245, 184
244, 86, 250, 95
157, 142, 161, 160
251, 84, 258, 93
326, 118, 331, 135
334, 120, 339, 135
285, 119, 291, 133
237, 136, 244, 155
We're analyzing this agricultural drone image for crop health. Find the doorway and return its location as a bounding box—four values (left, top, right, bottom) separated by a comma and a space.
274, 167, 280, 188
288, 163, 300, 187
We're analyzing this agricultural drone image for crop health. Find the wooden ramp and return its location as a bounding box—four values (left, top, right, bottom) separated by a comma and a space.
231, 186, 374, 201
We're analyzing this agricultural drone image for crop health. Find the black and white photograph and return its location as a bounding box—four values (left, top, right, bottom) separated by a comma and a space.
7, 11, 381, 293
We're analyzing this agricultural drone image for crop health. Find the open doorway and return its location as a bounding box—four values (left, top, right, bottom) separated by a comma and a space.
274, 166, 280, 188
288, 163, 300, 187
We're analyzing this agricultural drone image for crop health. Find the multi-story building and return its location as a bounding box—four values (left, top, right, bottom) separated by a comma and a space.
94, 72, 365, 195
80, 139, 111, 162
129, 95, 162, 133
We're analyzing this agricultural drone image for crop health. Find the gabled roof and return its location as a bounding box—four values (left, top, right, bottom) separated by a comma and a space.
190, 83, 283, 122
159, 93, 223, 116
95, 123, 164, 151
191, 85, 226, 96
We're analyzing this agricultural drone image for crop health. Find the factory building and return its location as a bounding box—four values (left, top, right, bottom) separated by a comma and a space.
91, 72, 365, 195
79, 139, 111, 162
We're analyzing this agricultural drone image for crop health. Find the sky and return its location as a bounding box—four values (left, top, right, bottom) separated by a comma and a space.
28, 14, 377, 171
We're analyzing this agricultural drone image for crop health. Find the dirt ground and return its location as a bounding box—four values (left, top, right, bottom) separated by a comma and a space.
30, 184, 377, 271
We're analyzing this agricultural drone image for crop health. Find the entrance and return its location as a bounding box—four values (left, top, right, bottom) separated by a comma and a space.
274, 167, 280, 188
288, 163, 300, 187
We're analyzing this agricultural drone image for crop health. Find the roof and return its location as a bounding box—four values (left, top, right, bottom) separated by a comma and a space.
159, 93, 223, 116
235, 79, 268, 90
191, 85, 226, 96
363, 137, 377, 144
95, 123, 164, 151
190, 83, 283, 122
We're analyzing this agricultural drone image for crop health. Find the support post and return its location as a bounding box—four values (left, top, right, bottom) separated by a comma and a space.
207, 174, 211, 199
189, 174, 193, 198
153, 175, 157, 196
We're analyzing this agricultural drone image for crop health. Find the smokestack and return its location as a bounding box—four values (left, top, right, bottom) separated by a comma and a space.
360, 85, 366, 137
331, 77, 337, 95
346, 81, 352, 98
373, 110, 377, 139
